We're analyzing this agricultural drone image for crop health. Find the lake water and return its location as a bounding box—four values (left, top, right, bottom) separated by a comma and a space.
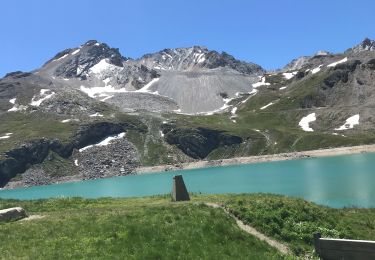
0, 153, 375, 208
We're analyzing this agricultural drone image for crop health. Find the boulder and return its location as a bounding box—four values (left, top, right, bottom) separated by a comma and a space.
0, 207, 27, 222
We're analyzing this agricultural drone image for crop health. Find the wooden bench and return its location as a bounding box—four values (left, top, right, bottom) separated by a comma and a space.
314, 233, 375, 260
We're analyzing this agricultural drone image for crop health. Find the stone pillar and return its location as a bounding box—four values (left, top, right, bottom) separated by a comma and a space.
172, 175, 190, 201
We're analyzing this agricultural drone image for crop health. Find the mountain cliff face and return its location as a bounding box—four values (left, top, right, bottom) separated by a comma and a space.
137, 46, 264, 75
1, 38, 375, 188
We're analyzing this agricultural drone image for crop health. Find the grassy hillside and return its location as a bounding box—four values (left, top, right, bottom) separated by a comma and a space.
0, 195, 284, 259
223, 194, 375, 255
163, 70, 375, 160
1, 194, 375, 259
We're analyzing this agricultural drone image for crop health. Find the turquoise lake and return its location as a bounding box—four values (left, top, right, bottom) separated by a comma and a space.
0, 152, 375, 208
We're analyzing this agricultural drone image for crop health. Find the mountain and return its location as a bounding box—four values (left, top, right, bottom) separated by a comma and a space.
282, 51, 332, 71
1, 38, 375, 188
33, 41, 264, 114
346, 38, 375, 53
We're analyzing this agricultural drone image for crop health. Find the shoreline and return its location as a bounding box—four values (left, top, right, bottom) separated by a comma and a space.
3, 144, 375, 190
136, 144, 375, 174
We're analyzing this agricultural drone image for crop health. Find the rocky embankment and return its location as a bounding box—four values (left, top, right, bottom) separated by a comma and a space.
162, 125, 243, 159
0, 121, 146, 188
75, 138, 139, 180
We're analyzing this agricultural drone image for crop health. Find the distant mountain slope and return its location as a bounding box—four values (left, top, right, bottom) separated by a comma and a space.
1, 38, 375, 188
31, 41, 265, 114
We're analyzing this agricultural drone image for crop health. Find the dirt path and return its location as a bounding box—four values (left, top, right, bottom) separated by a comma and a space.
204, 202, 291, 255
20, 215, 45, 221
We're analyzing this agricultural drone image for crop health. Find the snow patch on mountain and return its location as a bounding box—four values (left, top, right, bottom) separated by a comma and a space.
71, 48, 80, 55
334, 114, 359, 130
136, 78, 160, 93
54, 54, 69, 62
80, 85, 127, 98
260, 101, 276, 110
327, 57, 348, 68
99, 94, 114, 102
8, 98, 27, 112
61, 119, 80, 123
74, 159, 79, 166
231, 107, 237, 115
0, 133, 12, 140
89, 112, 104, 117
311, 65, 322, 74
252, 77, 270, 88
30, 89, 55, 107
79, 132, 126, 152
282, 71, 297, 80
299, 113, 316, 132
90, 59, 121, 74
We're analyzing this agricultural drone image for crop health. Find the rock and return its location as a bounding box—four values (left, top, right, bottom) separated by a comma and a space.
323, 70, 349, 88
75, 137, 139, 180
323, 60, 361, 89
366, 59, 375, 70
51, 40, 125, 78
4, 71, 33, 79
164, 127, 242, 159
0, 207, 27, 222
172, 175, 190, 201
334, 60, 361, 72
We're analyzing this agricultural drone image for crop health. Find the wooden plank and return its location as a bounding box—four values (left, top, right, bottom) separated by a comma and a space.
314, 233, 375, 260
320, 239, 375, 252
319, 249, 375, 260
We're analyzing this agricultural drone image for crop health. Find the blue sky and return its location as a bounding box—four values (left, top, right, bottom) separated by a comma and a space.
1, 0, 374, 76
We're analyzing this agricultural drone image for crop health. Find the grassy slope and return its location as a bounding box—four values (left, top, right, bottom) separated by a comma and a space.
0, 112, 76, 158
164, 72, 375, 160
220, 194, 375, 256
0, 195, 284, 260
0, 111, 144, 158
1, 194, 375, 258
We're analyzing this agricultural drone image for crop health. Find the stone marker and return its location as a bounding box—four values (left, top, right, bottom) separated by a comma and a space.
172, 175, 190, 201
0, 207, 27, 222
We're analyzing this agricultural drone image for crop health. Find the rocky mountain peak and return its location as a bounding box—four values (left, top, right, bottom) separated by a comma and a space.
282, 56, 311, 71
43, 40, 126, 78
347, 38, 375, 53
138, 46, 264, 75
359, 38, 375, 50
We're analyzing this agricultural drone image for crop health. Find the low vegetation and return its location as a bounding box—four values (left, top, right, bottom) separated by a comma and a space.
0, 195, 284, 259
1, 194, 375, 259
222, 194, 375, 256
0, 112, 76, 158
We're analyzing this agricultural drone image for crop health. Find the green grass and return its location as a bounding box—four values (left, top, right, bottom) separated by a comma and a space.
1, 194, 375, 259
0, 112, 77, 159
40, 151, 77, 177
0, 195, 284, 259
221, 194, 375, 256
